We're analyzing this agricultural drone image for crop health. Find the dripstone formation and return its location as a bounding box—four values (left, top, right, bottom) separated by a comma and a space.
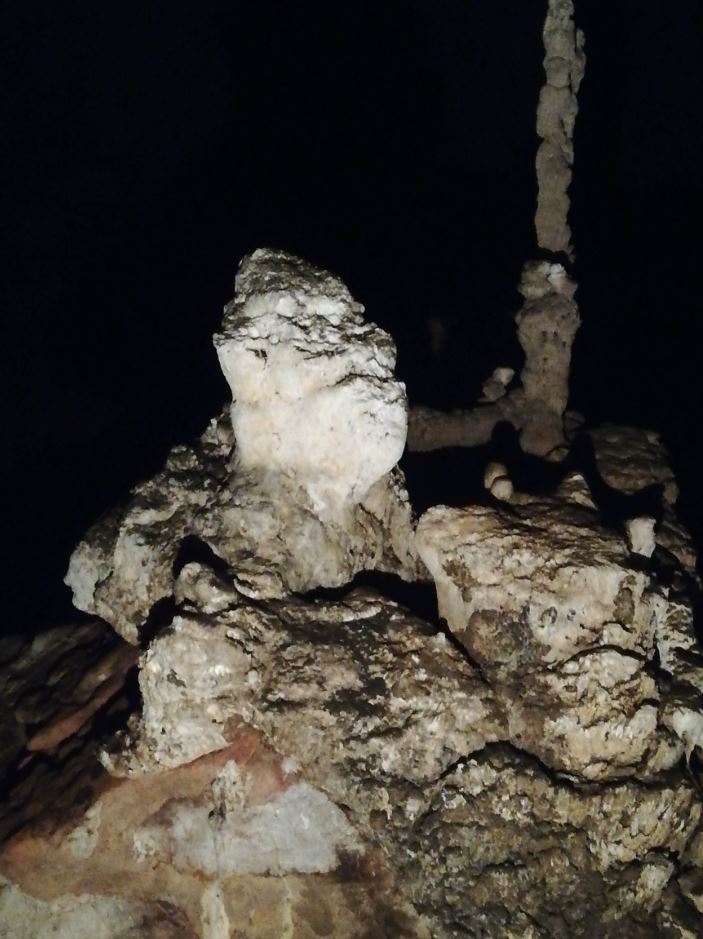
65, 249, 416, 645
2, 250, 703, 938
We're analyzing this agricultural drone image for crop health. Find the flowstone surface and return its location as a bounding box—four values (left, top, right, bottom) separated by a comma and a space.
2, 250, 703, 938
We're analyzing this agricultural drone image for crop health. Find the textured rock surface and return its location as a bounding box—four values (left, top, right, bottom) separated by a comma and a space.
407, 262, 579, 457
215, 248, 408, 510
535, 0, 585, 257
588, 424, 680, 503
416, 494, 701, 782
65, 252, 416, 644
1, 725, 427, 938
408, 748, 700, 939
104, 567, 496, 784
7, 559, 701, 937
514, 260, 581, 455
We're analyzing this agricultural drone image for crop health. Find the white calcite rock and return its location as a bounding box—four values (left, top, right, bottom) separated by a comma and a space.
483, 461, 508, 491
483, 462, 514, 502
133, 777, 362, 876
214, 248, 408, 511
65, 252, 417, 643
65, 422, 416, 644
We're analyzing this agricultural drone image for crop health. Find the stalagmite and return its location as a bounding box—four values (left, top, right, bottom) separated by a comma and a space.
408, 0, 585, 457
535, 0, 586, 258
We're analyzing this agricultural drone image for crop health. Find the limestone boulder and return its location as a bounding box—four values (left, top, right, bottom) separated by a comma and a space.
416, 497, 689, 781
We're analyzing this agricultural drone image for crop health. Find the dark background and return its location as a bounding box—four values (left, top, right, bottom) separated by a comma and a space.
2, 0, 702, 632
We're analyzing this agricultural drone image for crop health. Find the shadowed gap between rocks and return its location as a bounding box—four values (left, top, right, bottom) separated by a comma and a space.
403, 421, 667, 528
173, 534, 233, 579
301, 571, 440, 628
139, 596, 178, 650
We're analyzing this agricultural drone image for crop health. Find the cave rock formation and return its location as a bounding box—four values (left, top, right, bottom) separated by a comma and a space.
2, 251, 703, 938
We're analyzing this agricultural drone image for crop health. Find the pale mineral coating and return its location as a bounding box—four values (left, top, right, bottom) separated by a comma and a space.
535, 0, 585, 257
65, 408, 417, 644
415, 498, 694, 781
626, 516, 657, 558
0, 878, 163, 939
214, 248, 408, 510
134, 780, 362, 877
